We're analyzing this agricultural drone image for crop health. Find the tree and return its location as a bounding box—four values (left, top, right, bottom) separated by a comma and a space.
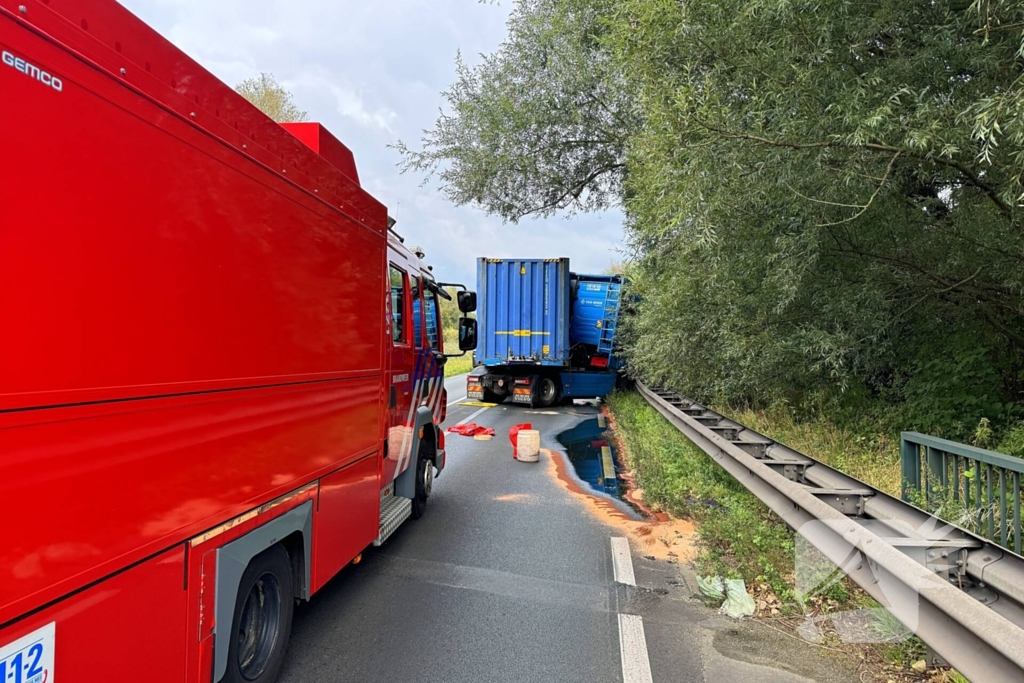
235, 72, 309, 123
610, 0, 1024, 435
395, 0, 636, 222
410, 0, 1024, 438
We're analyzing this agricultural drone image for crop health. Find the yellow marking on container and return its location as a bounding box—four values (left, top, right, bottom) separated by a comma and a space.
601, 446, 616, 482
542, 345, 550, 355
495, 330, 552, 337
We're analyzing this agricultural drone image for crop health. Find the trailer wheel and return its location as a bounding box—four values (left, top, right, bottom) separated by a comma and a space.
535, 376, 560, 408
224, 545, 294, 683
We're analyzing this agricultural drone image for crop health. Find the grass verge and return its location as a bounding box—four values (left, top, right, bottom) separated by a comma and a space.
606, 390, 797, 600
444, 354, 474, 377
606, 389, 953, 680
721, 404, 902, 498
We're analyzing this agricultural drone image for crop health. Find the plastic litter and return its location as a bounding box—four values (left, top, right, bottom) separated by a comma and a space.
697, 575, 726, 601
509, 423, 533, 459
447, 423, 495, 437
697, 576, 756, 618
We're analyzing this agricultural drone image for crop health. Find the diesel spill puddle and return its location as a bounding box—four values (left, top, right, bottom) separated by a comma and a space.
550, 415, 696, 562
557, 418, 632, 506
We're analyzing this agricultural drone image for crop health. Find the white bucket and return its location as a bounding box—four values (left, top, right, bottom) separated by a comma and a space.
517, 430, 541, 462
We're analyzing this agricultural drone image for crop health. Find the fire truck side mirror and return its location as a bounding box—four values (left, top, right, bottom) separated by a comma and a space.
457, 290, 477, 314
458, 318, 478, 352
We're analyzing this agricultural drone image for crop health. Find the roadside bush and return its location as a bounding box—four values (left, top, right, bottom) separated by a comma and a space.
998, 423, 1024, 458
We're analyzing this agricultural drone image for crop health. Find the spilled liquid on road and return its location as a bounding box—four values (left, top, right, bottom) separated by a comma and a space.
556, 417, 633, 507
549, 415, 696, 562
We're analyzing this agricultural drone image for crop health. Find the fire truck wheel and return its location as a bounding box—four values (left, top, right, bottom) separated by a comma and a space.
535, 376, 560, 408
225, 544, 294, 683
411, 451, 433, 519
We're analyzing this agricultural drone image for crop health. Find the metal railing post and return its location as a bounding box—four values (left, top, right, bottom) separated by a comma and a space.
901, 435, 920, 502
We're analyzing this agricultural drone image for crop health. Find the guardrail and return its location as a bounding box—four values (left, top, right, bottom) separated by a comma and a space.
637, 383, 1024, 683
902, 432, 1023, 555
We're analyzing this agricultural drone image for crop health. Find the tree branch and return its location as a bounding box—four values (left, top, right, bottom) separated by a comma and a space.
695, 122, 1016, 221
816, 152, 901, 227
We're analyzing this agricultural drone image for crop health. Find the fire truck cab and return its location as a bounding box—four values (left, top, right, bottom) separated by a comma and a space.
380, 229, 477, 539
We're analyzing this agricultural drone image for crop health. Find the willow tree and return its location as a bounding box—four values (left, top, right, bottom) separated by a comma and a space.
236, 72, 309, 123
396, 0, 636, 221
405, 0, 1024, 437
610, 0, 1024, 435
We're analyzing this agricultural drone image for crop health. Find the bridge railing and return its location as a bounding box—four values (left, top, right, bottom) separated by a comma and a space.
901, 432, 1023, 554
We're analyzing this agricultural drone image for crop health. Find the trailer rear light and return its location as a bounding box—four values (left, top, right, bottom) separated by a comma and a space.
514, 378, 531, 385
513, 388, 531, 395
590, 355, 609, 368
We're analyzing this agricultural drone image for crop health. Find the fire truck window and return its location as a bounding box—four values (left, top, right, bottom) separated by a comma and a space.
390, 266, 407, 344
424, 289, 440, 350
412, 279, 423, 348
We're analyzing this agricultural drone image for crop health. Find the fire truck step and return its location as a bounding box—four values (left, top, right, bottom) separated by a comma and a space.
373, 494, 412, 546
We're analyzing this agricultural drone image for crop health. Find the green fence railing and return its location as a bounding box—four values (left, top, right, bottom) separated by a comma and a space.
901, 432, 1024, 554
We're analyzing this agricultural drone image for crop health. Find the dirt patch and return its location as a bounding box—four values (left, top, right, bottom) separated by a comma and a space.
541, 447, 696, 562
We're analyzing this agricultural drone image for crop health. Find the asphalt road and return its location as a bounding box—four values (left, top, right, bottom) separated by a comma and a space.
276, 379, 853, 683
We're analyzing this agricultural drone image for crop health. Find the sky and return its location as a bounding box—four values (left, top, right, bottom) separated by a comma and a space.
119, 0, 625, 285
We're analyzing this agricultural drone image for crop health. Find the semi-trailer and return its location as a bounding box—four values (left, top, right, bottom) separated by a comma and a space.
0, 2, 477, 682
467, 258, 624, 408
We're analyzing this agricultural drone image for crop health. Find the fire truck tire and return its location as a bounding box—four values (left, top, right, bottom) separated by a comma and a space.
224, 544, 294, 683
535, 376, 560, 408
411, 447, 433, 519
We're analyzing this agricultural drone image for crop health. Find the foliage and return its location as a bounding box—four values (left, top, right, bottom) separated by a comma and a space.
440, 287, 477, 376
612, 0, 1024, 440
721, 402, 903, 498
235, 73, 309, 123
407, 0, 1024, 441
998, 421, 1024, 456
395, 0, 637, 221
444, 354, 475, 378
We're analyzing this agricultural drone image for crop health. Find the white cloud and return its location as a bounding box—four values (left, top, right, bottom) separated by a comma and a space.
120, 0, 625, 284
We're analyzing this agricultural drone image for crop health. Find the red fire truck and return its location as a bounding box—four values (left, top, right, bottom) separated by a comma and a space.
0, 1, 477, 681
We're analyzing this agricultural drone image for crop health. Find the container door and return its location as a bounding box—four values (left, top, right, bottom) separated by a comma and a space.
477, 258, 570, 365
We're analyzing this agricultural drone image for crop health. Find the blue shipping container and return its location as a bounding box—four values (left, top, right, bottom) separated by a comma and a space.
477, 258, 571, 366
570, 274, 623, 352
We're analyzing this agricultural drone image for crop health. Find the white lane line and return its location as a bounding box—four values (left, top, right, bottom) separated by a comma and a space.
455, 406, 490, 426
611, 537, 637, 586
446, 395, 467, 407
618, 614, 654, 683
